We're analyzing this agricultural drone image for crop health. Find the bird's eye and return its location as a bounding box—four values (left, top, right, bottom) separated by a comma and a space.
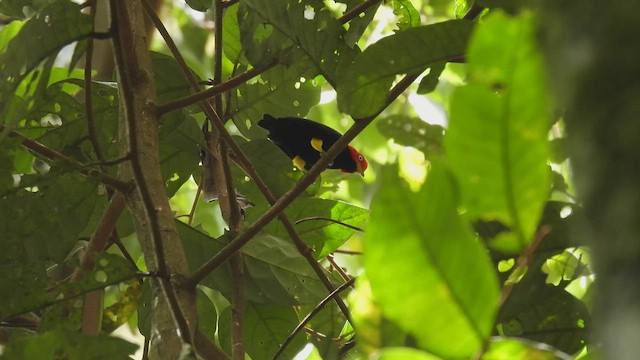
358, 155, 363, 161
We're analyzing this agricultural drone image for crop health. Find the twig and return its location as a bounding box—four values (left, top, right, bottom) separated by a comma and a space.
272, 278, 356, 360
70, 192, 127, 282
85, 0, 104, 162
294, 216, 365, 232
5, 128, 131, 193
156, 59, 278, 116
499, 225, 552, 307
339, 0, 382, 25
327, 254, 352, 283
333, 249, 362, 255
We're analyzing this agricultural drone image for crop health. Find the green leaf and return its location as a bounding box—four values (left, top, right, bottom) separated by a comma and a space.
338, 20, 474, 118
0, 1, 92, 123
496, 284, 589, 354
455, 0, 475, 19
364, 164, 500, 358
0, 330, 138, 360
222, 5, 243, 63
282, 198, 369, 258
342, 0, 381, 47
180, 222, 334, 305
375, 347, 442, 360
485, 337, 572, 360
445, 12, 551, 253
185, 0, 211, 12
417, 62, 446, 94
196, 288, 218, 338
218, 302, 306, 360
391, 0, 421, 30
376, 115, 444, 158
0, 0, 53, 19
0, 173, 98, 266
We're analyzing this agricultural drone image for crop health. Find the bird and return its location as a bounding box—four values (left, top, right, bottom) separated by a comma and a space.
258, 114, 368, 175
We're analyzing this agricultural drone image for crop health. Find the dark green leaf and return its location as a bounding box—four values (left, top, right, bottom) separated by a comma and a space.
185, 0, 211, 12
376, 115, 444, 158
180, 222, 334, 305
0, 330, 138, 359
364, 164, 500, 358
338, 20, 474, 118
416, 62, 446, 94
0, 0, 53, 19
239, 0, 359, 86
497, 284, 589, 354
0, 1, 92, 123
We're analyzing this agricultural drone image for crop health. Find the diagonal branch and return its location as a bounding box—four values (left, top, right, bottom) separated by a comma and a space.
5, 127, 131, 193
187, 73, 419, 285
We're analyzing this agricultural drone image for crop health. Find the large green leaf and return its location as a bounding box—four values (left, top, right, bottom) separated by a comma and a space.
338, 20, 474, 118
364, 164, 500, 358
218, 302, 306, 360
445, 11, 550, 253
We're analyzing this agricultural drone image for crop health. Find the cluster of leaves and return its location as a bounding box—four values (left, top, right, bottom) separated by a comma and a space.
0, 0, 591, 360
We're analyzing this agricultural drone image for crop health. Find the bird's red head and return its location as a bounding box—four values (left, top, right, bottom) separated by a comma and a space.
346, 146, 368, 176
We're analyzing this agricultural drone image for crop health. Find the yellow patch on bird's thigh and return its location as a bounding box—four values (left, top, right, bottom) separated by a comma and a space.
292, 156, 306, 171
310, 138, 324, 153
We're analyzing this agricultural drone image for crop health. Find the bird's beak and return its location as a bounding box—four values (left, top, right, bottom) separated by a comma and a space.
359, 171, 365, 177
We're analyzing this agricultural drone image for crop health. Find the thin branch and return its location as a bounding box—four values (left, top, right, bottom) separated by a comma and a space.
85, 0, 105, 162
327, 255, 352, 283
155, 59, 278, 116
339, 0, 382, 25
273, 278, 356, 360
499, 225, 552, 308
71, 192, 127, 282
5, 127, 131, 193
294, 216, 365, 232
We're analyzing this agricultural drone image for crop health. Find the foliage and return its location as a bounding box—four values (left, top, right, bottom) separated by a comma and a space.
0, 0, 597, 359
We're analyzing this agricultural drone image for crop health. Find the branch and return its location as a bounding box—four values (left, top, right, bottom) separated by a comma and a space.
273, 278, 356, 360
85, 1, 105, 162
339, 0, 382, 25
5, 127, 131, 193
156, 59, 278, 116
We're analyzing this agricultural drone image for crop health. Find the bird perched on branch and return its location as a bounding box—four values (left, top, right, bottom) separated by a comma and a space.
258, 114, 368, 176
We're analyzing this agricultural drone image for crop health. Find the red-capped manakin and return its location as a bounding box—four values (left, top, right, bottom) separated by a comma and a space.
258, 114, 368, 175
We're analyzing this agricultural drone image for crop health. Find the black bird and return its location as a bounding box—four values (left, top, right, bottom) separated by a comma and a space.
258, 114, 368, 175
